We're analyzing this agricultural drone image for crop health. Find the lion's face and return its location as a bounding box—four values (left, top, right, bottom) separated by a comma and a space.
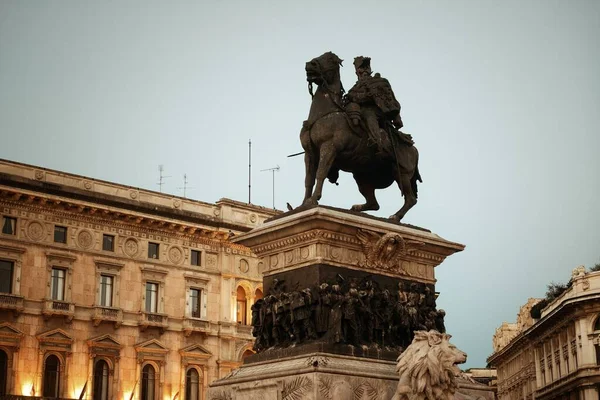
394, 330, 468, 399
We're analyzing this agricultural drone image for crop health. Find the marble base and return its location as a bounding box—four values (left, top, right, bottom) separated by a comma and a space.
207, 352, 495, 400
207, 352, 397, 400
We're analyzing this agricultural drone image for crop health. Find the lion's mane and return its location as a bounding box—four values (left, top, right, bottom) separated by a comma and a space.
392, 330, 466, 400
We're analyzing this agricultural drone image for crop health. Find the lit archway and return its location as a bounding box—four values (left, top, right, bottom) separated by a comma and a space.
254, 288, 263, 302
43, 354, 61, 398
93, 359, 110, 400
236, 286, 247, 325
0, 349, 7, 396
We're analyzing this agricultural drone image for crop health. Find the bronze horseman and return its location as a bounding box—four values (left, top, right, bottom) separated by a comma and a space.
300, 52, 421, 222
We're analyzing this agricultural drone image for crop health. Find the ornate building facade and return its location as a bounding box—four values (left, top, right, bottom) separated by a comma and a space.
0, 159, 279, 399
488, 267, 600, 400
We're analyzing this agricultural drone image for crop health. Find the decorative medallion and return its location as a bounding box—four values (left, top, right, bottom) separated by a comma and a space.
130, 190, 138, 199
27, 221, 45, 241
239, 259, 249, 273
83, 181, 93, 190
77, 230, 94, 249
330, 246, 341, 260
34, 170, 44, 180
285, 251, 294, 264
168, 246, 183, 264
270, 255, 279, 268
123, 238, 139, 258
206, 254, 217, 268
173, 199, 181, 209
257, 261, 265, 274
213, 209, 221, 216
249, 214, 257, 223
300, 246, 309, 259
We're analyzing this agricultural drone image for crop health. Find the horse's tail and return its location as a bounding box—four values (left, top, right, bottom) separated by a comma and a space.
411, 164, 422, 199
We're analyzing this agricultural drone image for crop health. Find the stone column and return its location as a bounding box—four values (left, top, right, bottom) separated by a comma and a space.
566, 325, 575, 374
113, 356, 120, 400
534, 346, 542, 389
576, 318, 594, 366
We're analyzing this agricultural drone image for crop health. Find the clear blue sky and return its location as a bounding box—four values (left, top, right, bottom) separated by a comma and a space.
1, 0, 599, 368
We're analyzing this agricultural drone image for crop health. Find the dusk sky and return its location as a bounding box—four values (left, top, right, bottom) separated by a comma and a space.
1, 0, 599, 368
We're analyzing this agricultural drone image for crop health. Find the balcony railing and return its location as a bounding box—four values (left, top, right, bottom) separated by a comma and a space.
43, 299, 75, 322
182, 317, 210, 336
93, 306, 123, 328
0, 293, 24, 314
139, 311, 169, 332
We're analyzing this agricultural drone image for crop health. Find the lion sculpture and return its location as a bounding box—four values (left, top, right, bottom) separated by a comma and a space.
392, 330, 467, 400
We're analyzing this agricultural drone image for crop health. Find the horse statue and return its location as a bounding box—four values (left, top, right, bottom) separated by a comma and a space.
300, 52, 421, 222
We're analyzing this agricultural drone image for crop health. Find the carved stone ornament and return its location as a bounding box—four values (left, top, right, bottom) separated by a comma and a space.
392, 330, 466, 400
77, 230, 94, 249
129, 190, 138, 199
168, 246, 183, 264
356, 229, 424, 272
239, 259, 249, 273
83, 181, 93, 190
123, 238, 139, 258
27, 221, 45, 241
206, 253, 217, 268
34, 170, 44, 180
173, 199, 181, 209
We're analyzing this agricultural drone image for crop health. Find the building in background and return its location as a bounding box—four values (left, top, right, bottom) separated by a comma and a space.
488, 267, 600, 400
0, 159, 279, 399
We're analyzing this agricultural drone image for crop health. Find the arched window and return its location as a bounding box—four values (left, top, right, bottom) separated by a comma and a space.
242, 349, 254, 360
93, 359, 110, 400
0, 349, 7, 396
141, 364, 156, 400
236, 286, 247, 325
185, 368, 200, 400
43, 355, 61, 398
594, 315, 600, 331
254, 288, 263, 302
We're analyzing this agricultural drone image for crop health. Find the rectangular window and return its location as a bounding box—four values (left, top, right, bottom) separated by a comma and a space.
145, 282, 158, 313
1, 216, 16, 235
0, 260, 14, 293
189, 288, 202, 318
99, 275, 113, 307
54, 226, 67, 243
148, 242, 159, 259
51, 268, 66, 301
102, 234, 114, 252
191, 250, 201, 266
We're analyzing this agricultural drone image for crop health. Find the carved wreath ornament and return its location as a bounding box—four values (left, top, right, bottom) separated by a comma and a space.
356, 229, 424, 272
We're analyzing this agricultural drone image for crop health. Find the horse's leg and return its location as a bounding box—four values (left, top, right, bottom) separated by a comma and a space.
308, 142, 336, 204
302, 150, 317, 204
390, 173, 417, 222
350, 179, 380, 212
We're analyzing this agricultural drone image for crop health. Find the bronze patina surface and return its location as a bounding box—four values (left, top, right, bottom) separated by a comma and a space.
300, 52, 421, 222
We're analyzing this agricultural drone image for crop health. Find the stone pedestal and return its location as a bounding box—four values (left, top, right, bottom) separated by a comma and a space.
208, 206, 468, 399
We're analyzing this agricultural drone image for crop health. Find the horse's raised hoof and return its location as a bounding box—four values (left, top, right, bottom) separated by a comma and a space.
352, 203, 380, 212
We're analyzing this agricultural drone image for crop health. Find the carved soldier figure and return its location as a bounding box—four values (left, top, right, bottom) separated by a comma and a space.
262, 294, 277, 347
315, 283, 332, 335
251, 299, 264, 350
344, 56, 404, 153
435, 309, 447, 333
328, 284, 344, 343
342, 288, 361, 346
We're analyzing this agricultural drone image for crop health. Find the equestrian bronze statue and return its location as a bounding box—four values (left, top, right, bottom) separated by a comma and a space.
300, 52, 421, 222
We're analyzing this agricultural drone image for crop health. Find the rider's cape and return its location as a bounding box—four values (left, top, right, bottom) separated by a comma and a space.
346, 74, 401, 118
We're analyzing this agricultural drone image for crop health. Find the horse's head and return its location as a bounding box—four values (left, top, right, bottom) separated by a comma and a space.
305, 52, 343, 86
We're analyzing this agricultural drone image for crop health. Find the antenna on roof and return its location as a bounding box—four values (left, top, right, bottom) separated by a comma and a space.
260, 165, 280, 209
248, 139, 252, 204
177, 174, 194, 198
157, 165, 171, 193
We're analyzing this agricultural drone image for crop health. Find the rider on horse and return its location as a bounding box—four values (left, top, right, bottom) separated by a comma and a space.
344, 56, 408, 155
